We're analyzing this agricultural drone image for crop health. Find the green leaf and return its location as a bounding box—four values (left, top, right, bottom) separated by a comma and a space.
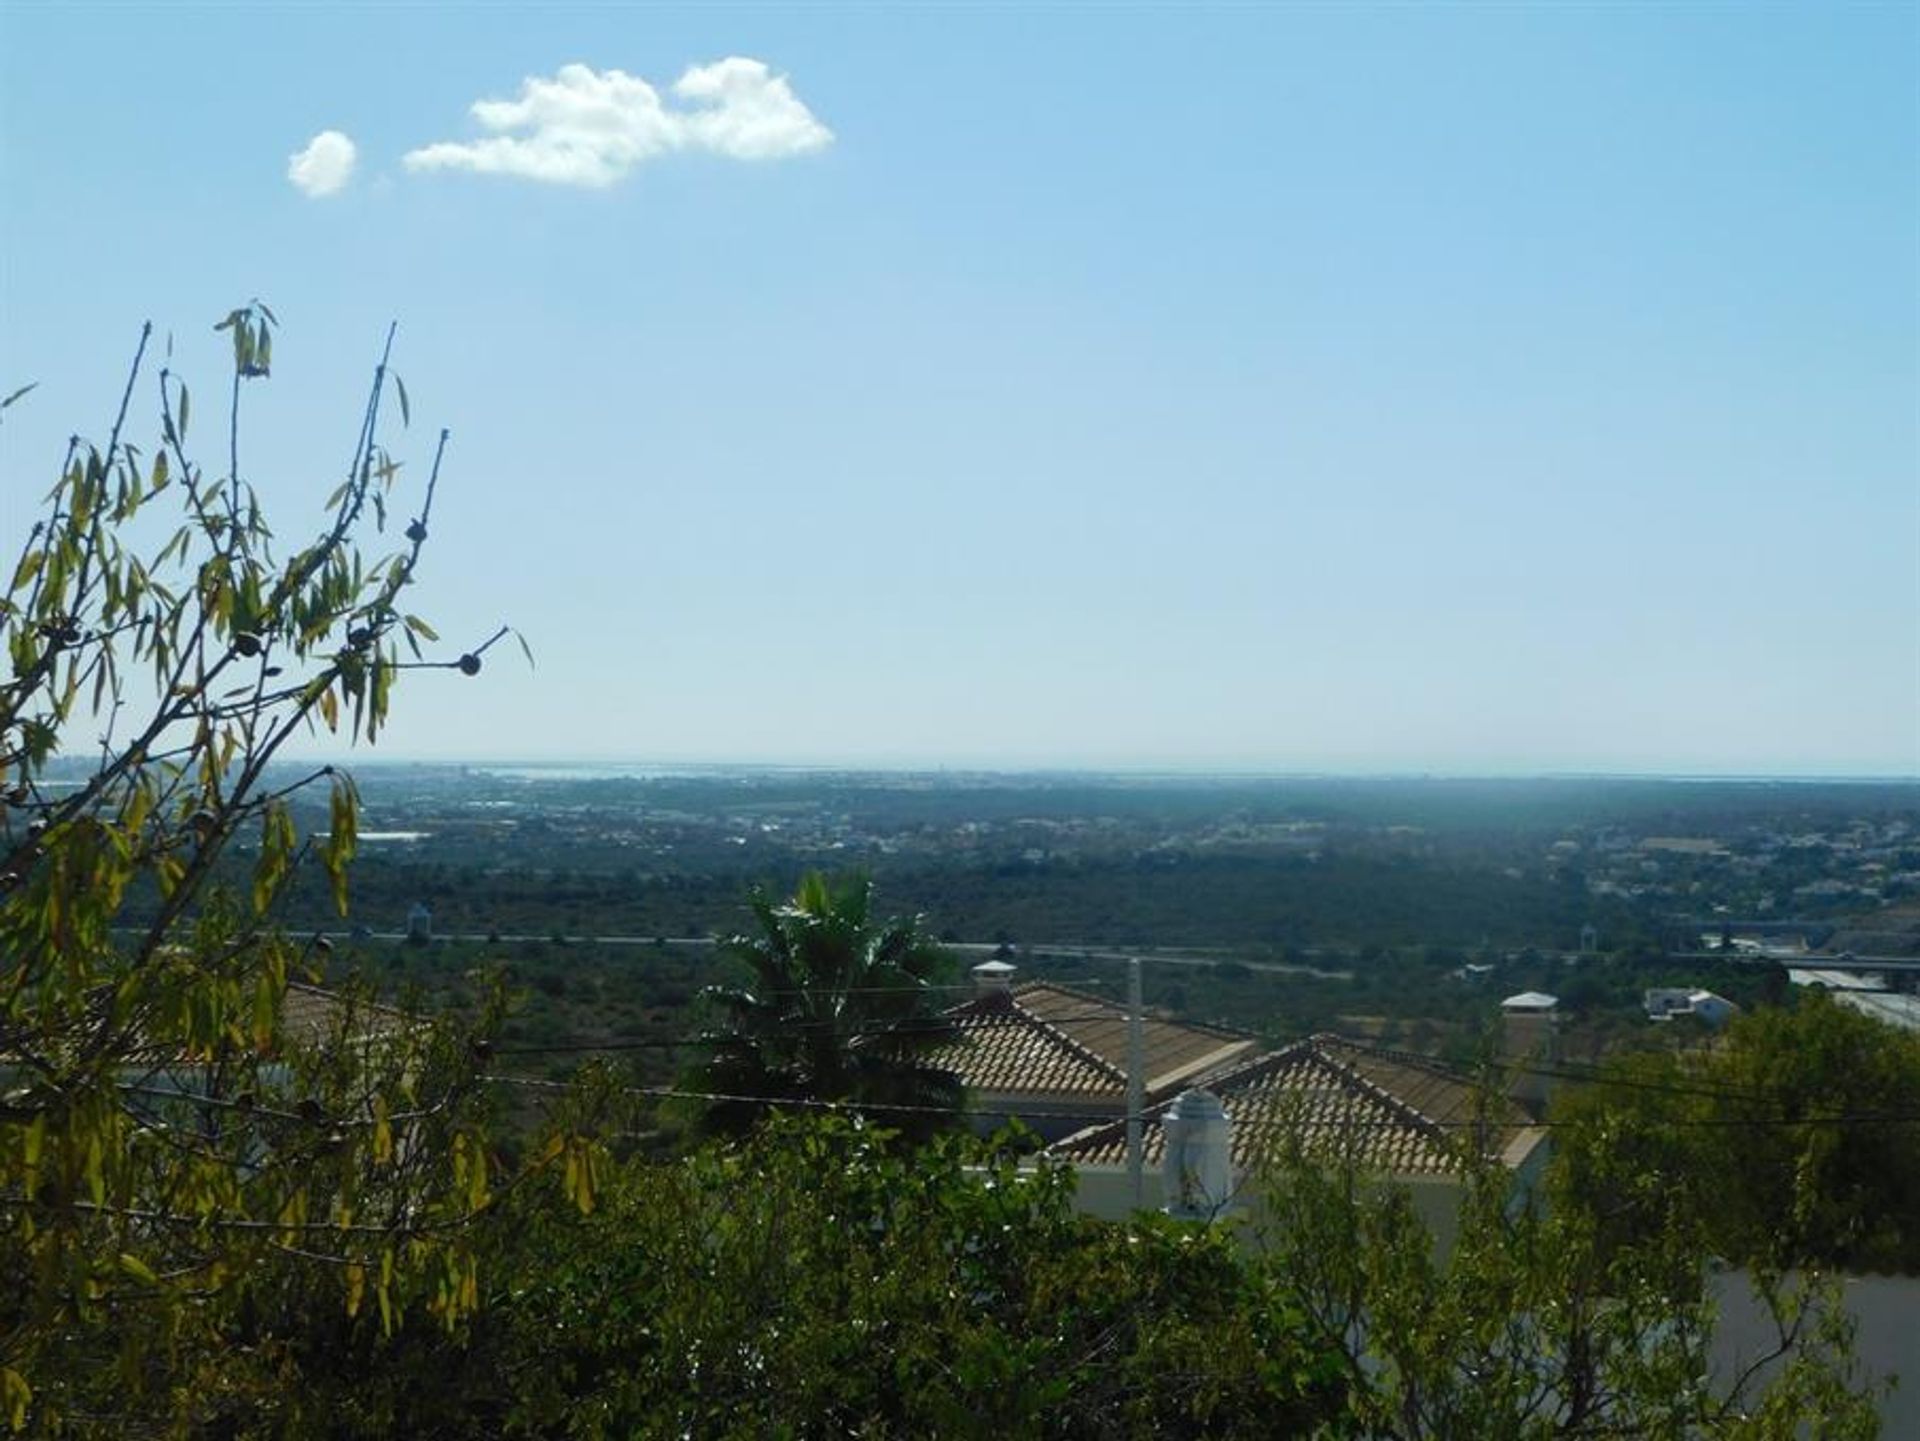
8, 549, 43, 593
403, 614, 439, 642
84, 1131, 105, 1206
177, 383, 189, 439
2, 1366, 30, 1431
252, 801, 297, 915
325, 775, 358, 916
21, 1114, 45, 1201
515, 628, 536, 669
253, 974, 277, 1050
394, 373, 410, 427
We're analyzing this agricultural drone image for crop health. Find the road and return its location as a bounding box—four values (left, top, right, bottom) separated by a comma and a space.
323, 930, 1354, 981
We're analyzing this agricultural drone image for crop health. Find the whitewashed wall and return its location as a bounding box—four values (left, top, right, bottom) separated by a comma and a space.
1710, 1270, 1918, 1434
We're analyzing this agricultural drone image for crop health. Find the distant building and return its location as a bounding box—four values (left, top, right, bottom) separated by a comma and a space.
1500, 992, 1560, 1110
1644, 987, 1738, 1029
1645, 987, 1695, 1021
1686, 990, 1738, 1029
406, 902, 433, 944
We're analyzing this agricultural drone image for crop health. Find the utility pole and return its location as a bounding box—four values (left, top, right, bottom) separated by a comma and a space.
1126, 955, 1144, 1208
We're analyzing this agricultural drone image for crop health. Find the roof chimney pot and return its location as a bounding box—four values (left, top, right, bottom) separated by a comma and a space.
971, 960, 1016, 997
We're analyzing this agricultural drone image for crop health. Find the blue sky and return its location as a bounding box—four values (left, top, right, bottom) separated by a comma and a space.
2, 3, 1914, 775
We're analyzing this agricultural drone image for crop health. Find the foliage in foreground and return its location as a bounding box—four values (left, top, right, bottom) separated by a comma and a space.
1553, 995, 1920, 1276
83, 1105, 1878, 1440
0, 311, 534, 1434
1256, 1115, 1879, 1439
165, 1116, 1344, 1438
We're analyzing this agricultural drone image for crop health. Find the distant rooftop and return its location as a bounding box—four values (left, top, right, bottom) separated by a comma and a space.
1502, 991, 1559, 1011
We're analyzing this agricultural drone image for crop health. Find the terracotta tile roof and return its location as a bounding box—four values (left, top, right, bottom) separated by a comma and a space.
1049, 1034, 1540, 1178
278, 982, 420, 1049
921, 982, 1258, 1102
49, 981, 421, 1067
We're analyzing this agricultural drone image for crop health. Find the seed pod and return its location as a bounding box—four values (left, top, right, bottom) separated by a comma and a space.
457, 653, 481, 677
232, 631, 263, 658
405, 519, 428, 545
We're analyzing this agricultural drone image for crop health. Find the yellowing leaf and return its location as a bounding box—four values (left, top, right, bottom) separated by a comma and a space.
372, 1097, 393, 1166
2, 1367, 29, 1432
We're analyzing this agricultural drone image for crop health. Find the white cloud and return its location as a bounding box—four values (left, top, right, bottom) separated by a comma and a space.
403, 59, 831, 187
287, 130, 358, 198
670, 58, 833, 161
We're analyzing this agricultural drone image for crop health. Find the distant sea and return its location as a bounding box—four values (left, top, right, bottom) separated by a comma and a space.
473, 762, 798, 782
463, 763, 1918, 786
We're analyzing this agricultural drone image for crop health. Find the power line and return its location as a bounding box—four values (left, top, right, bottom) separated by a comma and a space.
483, 1074, 1920, 1133
491, 1003, 1195, 1054
492, 1013, 1837, 1111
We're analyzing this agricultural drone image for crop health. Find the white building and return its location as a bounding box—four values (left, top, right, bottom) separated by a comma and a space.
1644, 987, 1739, 1029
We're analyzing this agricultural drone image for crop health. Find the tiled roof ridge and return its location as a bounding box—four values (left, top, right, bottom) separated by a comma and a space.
1296, 1039, 1451, 1151
940, 988, 1019, 1020
941, 987, 1127, 1089
1054, 1036, 1455, 1153
1011, 978, 1255, 1042
1048, 1038, 1322, 1157
1312, 1033, 1482, 1088
1313, 1031, 1517, 1105
1162, 1035, 1315, 1095
1012, 995, 1128, 1088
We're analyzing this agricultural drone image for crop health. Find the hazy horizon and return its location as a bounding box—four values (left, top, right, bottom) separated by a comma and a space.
266, 754, 1920, 785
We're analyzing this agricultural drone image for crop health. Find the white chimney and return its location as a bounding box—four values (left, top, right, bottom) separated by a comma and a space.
971, 960, 1016, 997
1162, 1088, 1234, 1221
1501, 991, 1560, 1112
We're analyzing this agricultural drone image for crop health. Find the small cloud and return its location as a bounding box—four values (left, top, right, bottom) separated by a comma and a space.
288, 130, 358, 198
670, 58, 834, 161
403, 59, 831, 187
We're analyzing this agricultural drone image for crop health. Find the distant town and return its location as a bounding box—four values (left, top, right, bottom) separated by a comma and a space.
134, 763, 1910, 1072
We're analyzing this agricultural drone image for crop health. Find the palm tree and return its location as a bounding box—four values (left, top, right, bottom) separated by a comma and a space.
688, 873, 964, 1141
